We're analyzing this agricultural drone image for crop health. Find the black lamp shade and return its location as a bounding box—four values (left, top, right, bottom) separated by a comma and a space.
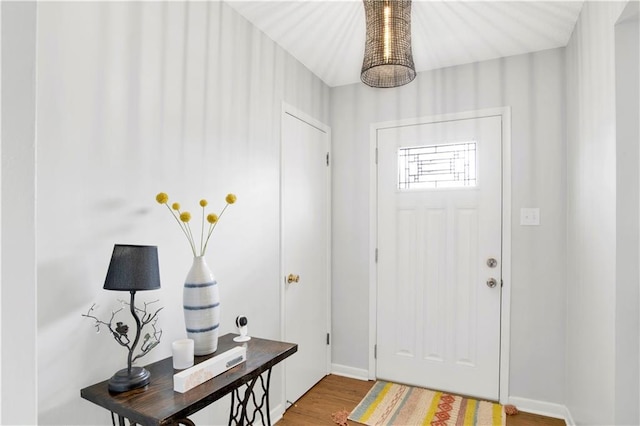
104, 245, 161, 292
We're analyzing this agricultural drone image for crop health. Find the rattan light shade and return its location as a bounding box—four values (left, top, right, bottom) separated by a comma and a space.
361, 0, 415, 88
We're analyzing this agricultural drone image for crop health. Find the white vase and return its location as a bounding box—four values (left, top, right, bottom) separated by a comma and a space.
183, 256, 220, 355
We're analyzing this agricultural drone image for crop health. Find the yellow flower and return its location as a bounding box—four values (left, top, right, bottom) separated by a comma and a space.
156, 192, 169, 204
156, 192, 237, 257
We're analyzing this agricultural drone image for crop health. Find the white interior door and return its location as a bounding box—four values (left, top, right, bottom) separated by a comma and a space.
282, 109, 330, 404
376, 116, 502, 400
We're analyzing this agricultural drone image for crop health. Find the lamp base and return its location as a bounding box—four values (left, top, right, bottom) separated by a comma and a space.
108, 366, 151, 393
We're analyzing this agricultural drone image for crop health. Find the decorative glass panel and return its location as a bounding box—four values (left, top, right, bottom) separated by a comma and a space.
398, 142, 477, 189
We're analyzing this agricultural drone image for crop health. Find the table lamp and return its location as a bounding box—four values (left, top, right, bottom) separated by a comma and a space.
103, 244, 161, 393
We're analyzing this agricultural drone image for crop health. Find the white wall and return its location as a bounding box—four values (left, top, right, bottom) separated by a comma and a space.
614, 4, 639, 425
0, 5, 2, 421
3, 1, 636, 424
3, 2, 330, 424
565, 1, 630, 425
0, 3, 2, 420
1, 2, 37, 424
330, 48, 567, 406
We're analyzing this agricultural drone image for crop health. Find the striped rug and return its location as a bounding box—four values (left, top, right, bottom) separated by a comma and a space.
348, 381, 504, 426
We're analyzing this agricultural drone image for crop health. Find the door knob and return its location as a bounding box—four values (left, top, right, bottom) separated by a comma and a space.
487, 258, 498, 268
486, 278, 498, 288
287, 274, 300, 284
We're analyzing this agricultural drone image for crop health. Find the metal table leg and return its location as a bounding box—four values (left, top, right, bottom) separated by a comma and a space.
228, 368, 273, 426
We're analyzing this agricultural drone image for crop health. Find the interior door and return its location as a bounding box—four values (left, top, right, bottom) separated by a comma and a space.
376, 116, 502, 400
282, 110, 330, 404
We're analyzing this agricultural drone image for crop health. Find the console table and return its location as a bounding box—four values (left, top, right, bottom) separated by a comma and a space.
81, 333, 297, 426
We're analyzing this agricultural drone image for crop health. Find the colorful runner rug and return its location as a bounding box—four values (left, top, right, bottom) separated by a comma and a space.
348, 381, 505, 426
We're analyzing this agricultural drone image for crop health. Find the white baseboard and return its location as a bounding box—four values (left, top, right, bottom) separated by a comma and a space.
270, 402, 285, 425
331, 363, 370, 381
563, 406, 576, 426
508, 396, 570, 423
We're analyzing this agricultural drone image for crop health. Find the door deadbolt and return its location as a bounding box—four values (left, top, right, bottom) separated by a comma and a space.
287, 274, 300, 284
486, 278, 498, 288
487, 258, 498, 268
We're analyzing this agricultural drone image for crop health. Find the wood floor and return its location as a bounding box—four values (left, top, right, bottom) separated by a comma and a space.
277, 375, 566, 426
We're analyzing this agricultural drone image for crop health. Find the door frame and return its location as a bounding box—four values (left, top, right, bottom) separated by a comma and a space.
279, 101, 332, 408
368, 107, 512, 404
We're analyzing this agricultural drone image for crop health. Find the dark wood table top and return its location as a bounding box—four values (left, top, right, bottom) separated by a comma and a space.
81, 333, 297, 426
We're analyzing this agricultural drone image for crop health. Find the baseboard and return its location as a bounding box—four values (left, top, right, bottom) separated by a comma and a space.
270, 402, 285, 425
563, 406, 576, 426
508, 396, 570, 423
331, 363, 370, 381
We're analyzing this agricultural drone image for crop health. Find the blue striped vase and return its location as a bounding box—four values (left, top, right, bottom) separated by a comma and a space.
183, 256, 220, 355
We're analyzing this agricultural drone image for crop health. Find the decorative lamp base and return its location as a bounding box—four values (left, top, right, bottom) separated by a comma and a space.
108, 366, 151, 393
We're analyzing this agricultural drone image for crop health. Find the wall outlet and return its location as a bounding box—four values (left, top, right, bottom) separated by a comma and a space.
520, 208, 540, 226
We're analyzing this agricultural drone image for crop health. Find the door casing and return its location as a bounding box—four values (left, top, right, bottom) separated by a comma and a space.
368, 107, 512, 404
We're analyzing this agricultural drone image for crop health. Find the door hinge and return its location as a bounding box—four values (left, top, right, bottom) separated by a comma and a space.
326, 333, 330, 345
375, 248, 378, 263
374, 344, 377, 359
326, 152, 330, 166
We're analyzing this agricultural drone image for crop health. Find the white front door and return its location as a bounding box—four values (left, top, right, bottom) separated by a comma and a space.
376, 115, 502, 400
281, 108, 330, 404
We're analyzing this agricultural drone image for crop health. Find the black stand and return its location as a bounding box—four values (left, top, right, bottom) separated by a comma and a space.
108, 290, 148, 393
228, 368, 273, 426
108, 367, 150, 393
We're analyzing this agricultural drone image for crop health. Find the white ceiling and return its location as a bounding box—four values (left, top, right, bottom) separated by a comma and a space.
225, 0, 584, 87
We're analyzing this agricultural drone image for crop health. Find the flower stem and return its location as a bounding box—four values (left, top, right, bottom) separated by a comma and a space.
164, 203, 196, 256
201, 203, 230, 255
185, 222, 196, 257
200, 206, 205, 256
202, 223, 214, 255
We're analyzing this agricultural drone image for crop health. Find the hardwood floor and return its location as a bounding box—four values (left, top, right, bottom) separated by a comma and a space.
276, 375, 566, 426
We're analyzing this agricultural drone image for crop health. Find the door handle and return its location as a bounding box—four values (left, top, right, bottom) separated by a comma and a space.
486, 278, 498, 288
287, 274, 300, 284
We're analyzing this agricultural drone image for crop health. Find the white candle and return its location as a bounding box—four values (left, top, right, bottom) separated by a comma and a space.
172, 339, 194, 369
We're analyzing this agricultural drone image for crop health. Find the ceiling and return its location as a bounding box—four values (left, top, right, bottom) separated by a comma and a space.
225, 0, 584, 87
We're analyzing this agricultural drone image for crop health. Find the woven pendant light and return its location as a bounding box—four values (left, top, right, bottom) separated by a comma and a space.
361, 0, 416, 88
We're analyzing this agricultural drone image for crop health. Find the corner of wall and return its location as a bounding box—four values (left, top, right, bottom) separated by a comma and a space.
1, 1, 38, 424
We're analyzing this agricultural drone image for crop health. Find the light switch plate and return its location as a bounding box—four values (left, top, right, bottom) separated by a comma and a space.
520, 208, 540, 226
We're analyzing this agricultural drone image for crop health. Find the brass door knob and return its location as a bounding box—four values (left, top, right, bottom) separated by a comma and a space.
287, 274, 300, 284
